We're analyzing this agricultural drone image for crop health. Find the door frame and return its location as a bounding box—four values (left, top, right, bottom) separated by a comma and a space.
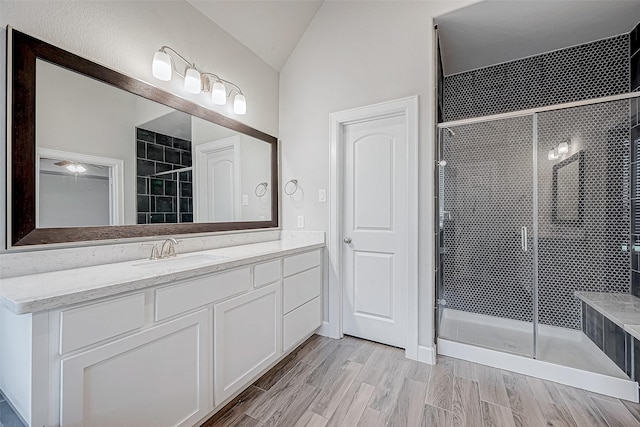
327, 96, 419, 360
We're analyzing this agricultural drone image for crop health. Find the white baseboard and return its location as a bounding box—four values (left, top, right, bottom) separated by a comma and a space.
315, 321, 338, 338
418, 345, 436, 365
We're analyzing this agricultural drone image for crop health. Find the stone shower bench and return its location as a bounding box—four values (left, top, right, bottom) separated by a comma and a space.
575, 291, 640, 382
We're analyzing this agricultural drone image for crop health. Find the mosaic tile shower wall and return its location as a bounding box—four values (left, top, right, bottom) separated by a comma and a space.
537, 100, 630, 329
443, 35, 629, 122
442, 101, 631, 329
136, 128, 193, 224
441, 116, 535, 323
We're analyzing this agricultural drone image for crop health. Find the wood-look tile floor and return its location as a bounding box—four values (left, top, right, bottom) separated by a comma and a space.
201, 335, 640, 427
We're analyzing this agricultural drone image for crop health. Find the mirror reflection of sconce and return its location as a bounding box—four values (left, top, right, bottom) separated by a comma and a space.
548, 137, 579, 160
548, 141, 570, 160
284, 179, 299, 196
255, 182, 269, 198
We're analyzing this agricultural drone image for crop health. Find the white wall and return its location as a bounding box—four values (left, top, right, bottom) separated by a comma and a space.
36, 59, 138, 224
239, 137, 272, 221
278, 0, 478, 349
39, 174, 111, 228
0, 0, 279, 250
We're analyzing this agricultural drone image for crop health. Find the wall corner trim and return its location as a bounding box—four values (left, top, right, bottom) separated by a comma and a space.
418, 345, 436, 365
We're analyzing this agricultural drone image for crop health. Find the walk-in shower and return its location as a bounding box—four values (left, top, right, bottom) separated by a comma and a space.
436, 94, 640, 400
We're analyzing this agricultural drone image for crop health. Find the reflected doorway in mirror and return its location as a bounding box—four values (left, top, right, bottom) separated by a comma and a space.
37, 148, 124, 228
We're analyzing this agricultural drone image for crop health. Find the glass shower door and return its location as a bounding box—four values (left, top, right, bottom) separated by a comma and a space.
535, 99, 631, 374
438, 116, 535, 357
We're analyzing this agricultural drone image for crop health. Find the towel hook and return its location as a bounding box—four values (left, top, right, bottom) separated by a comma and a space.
255, 182, 268, 197
284, 179, 298, 196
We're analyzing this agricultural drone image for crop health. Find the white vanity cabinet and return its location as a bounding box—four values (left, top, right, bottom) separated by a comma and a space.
0, 245, 324, 427
213, 282, 281, 405
282, 250, 322, 351
59, 309, 210, 427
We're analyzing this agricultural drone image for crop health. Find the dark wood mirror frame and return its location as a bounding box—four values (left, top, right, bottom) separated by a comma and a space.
8, 28, 278, 247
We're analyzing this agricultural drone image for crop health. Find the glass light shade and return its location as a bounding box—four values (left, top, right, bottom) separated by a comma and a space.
557, 141, 569, 154
65, 164, 86, 173
152, 51, 172, 81
233, 93, 247, 115
184, 68, 202, 94
548, 149, 556, 160
211, 81, 227, 105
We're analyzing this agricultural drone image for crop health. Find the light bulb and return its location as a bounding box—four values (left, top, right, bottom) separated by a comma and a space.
75, 165, 86, 173
152, 50, 172, 81
184, 67, 202, 94
66, 164, 77, 173
211, 81, 227, 105
558, 141, 569, 154
233, 93, 246, 115
548, 149, 556, 160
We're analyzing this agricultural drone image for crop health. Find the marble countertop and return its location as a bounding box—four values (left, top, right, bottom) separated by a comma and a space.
0, 236, 324, 315
625, 325, 640, 341
574, 291, 640, 339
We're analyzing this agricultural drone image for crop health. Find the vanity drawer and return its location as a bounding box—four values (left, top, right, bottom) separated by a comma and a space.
283, 250, 321, 277
60, 293, 145, 354
155, 268, 250, 321
283, 297, 322, 351
283, 266, 321, 314
254, 260, 281, 288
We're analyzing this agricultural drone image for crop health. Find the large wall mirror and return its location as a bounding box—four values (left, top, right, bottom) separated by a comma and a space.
8, 28, 278, 247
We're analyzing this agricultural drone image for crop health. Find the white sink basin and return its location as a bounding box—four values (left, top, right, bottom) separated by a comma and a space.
132, 254, 226, 270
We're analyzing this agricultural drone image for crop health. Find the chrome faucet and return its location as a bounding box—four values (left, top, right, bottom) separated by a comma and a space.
160, 238, 179, 258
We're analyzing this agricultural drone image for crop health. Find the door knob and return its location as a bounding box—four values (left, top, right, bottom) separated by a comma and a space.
343, 237, 352, 244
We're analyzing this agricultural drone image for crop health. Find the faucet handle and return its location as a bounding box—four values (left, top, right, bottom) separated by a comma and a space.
142, 243, 161, 260
166, 242, 177, 258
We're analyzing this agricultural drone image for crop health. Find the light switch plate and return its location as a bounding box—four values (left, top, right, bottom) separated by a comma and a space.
297, 215, 305, 228
242, 195, 249, 206
319, 189, 327, 203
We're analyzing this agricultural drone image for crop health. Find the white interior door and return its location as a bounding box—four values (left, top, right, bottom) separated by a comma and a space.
207, 148, 235, 221
342, 114, 408, 348
194, 137, 241, 222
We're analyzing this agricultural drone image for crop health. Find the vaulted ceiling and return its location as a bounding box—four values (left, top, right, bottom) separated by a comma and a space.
187, 0, 324, 71
187, 1, 640, 76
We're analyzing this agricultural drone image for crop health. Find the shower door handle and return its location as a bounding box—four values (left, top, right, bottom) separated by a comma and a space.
521, 226, 528, 252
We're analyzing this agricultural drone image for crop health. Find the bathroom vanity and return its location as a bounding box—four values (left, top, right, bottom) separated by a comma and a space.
0, 237, 324, 426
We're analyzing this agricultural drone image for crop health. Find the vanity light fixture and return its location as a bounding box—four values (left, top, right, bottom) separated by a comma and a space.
234, 93, 247, 115
211, 80, 227, 105
151, 46, 246, 115
184, 67, 202, 94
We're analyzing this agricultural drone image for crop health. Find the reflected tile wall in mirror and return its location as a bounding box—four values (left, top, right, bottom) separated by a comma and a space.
136, 128, 193, 224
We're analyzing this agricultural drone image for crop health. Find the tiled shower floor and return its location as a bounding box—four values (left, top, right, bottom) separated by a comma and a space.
439, 308, 627, 379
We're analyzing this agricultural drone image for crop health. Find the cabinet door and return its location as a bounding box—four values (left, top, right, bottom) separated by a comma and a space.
60, 310, 210, 427
213, 283, 281, 405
